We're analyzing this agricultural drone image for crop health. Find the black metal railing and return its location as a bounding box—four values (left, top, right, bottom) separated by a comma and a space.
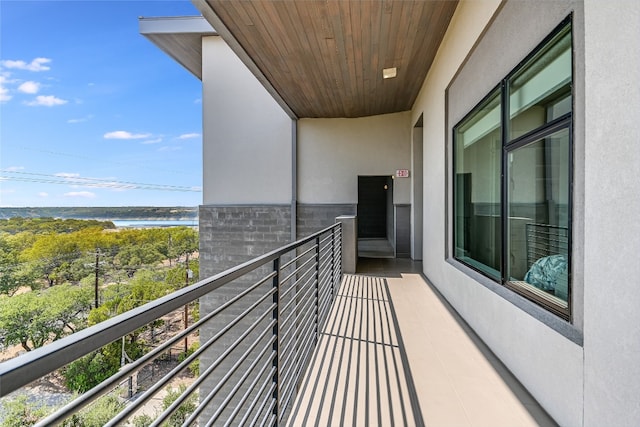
0, 223, 342, 426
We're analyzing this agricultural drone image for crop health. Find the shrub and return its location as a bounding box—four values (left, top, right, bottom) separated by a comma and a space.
132, 414, 154, 427
61, 394, 124, 427
63, 350, 119, 393
177, 341, 200, 376
0, 395, 48, 427
162, 384, 198, 427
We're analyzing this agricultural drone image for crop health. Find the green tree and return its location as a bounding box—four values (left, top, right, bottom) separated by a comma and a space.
20, 232, 81, 286
45, 283, 93, 334
64, 270, 168, 393
0, 234, 22, 295
165, 259, 199, 291
167, 227, 198, 265
63, 351, 120, 393
17, 226, 119, 288
120, 270, 171, 309
113, 244, 164, 278
63, 336, 144, 393
0, 217, 115, 235
0, 232, 40, 295
0, 284, 93, 351
0, 292, 53, 351
142, 228, 171, 262
92, 270, 171, 319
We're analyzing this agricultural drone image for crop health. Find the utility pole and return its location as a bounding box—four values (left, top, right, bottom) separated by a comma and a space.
94, 249, 100, 309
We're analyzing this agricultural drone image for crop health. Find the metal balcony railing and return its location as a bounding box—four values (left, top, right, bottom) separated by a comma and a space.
0, 223, 342, 426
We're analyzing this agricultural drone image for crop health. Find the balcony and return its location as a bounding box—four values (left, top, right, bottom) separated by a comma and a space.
0, 223, 556, 426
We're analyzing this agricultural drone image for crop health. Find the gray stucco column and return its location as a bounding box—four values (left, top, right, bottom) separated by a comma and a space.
336, 215, 357, 273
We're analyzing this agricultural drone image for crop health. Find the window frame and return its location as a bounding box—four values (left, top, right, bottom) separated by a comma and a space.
452, 15, 573, 321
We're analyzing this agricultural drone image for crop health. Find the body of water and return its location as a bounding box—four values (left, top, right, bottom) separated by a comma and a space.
111, 219, 198, 228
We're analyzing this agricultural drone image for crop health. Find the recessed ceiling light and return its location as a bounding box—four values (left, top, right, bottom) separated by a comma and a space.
382, 67, 397, 79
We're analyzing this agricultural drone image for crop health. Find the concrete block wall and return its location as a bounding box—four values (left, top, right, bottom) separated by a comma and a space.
296, 203, 356, 239
199, 205, 292, 275
198, 204, 292, 423
197, 203, 354, 422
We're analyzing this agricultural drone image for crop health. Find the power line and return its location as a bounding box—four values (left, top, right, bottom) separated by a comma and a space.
0, 170, 201, 192
12, 145, 194, 176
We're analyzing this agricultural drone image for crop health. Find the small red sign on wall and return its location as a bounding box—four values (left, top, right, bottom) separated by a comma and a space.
396, 169, 410, 178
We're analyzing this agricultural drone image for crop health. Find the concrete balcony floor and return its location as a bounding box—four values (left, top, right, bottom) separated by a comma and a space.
287, 258, 557, 427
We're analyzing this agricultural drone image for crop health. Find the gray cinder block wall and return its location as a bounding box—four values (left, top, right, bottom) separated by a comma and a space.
296, 204, 356, 238
197, 203, 355, 422
198, 205, 291, 423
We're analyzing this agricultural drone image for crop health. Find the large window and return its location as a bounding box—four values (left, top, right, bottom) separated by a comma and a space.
453, 18, 572, 319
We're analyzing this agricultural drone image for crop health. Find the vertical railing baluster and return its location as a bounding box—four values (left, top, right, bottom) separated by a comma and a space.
272, 256, 280, 425
331, 226, 335, 302
315, 235, 320, 343
339, 225, 342, 280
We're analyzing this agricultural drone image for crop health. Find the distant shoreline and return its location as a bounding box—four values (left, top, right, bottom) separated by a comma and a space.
112, 219, 198, 228
0, 206, 198, 221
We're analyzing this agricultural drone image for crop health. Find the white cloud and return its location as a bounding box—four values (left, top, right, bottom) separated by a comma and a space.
5, 166, 24, 172
64, 191, 96, 198
1, 57, 52, 72
38, 192, 49, 197
158, 146, 182, 152
141, 138, 162, 144
55, 172, 80, 178
25, 95, 68, 107
18, 81, 40, 94
0, 76, 11, 102
67, 114, 93, 124
104, 130, 152, 140
178, 133, 200, 140
194, 98, 201, 104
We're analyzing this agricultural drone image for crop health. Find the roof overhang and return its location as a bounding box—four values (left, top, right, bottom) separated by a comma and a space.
139, 16, 216, 80
192, 0, 459, 119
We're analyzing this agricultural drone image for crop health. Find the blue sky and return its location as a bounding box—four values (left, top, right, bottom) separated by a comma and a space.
0, 0, 204, 207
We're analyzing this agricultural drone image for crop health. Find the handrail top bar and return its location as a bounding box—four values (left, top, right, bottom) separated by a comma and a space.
0, 222, 341, 397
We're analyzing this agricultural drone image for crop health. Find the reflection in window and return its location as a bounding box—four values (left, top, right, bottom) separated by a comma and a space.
509, 26, 572, 141
507, 129, 570, 308
454, 91, 501, 279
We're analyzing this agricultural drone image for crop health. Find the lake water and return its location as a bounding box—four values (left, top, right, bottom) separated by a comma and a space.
111, 219, 198, 228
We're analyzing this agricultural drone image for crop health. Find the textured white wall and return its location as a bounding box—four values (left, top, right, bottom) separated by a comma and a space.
582, 1, 640, 426
201, 36, 292, 204
412, 1, 585, 426
297, 112, 411, 204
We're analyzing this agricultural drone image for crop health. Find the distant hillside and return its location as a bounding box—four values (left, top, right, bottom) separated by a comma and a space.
0, 206, 198, 220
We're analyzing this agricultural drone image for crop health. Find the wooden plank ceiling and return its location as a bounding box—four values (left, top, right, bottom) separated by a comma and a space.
199, 0, 458, 118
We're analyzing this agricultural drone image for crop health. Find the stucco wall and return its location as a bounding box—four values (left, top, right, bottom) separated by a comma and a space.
582, 1, 640, 426
413, 1, 587, 426
201, 36, 292, 204
297, 112, 412, 205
